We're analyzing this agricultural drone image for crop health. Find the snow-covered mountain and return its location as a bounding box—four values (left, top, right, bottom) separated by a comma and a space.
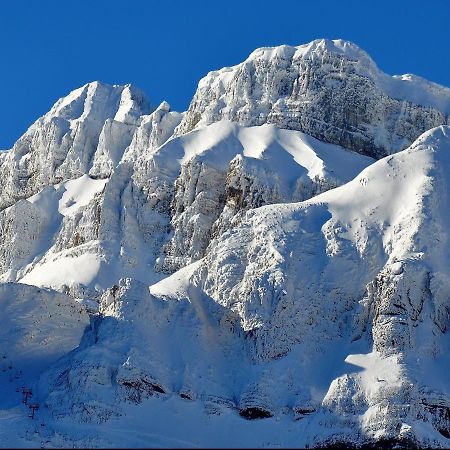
0, 117, 373, 292
1, 39, 450, 448
0, 82, 182, 210
178, 39, 450, 158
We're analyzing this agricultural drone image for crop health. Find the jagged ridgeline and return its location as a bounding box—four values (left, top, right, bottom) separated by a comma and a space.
1, 39, 450, 448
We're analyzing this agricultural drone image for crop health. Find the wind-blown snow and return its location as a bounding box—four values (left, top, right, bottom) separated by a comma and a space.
158, 119, 373, 182
28, 174, 108, 217
20, 250, 103, 288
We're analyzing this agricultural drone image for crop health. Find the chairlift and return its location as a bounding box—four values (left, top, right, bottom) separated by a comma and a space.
28, 403, 40, 419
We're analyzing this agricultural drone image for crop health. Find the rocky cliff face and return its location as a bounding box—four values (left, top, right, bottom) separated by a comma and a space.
0, 106, 374, 284
177, 39, 450, 158
152, 121, 373, 273
0, 200, 51, 277
188, 126, 450, 446
0, 82, 151, 209
0, 82, 183, 211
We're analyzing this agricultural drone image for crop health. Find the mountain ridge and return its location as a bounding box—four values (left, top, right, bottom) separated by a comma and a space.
178, 38, 450, 158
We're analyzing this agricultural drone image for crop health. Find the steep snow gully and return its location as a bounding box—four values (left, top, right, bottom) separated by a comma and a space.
1, 39, 450, 448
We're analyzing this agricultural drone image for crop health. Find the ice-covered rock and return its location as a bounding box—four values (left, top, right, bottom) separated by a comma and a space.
14, 166, 167, 296
0, 199, 52, 279
0, 118, 374, 285
188, 126, 450, 445
0, 82, 153, 209
91, 101, 183, 177
177, 39, 450, 158
31, 126, 450, 448
152, 120, 374, 272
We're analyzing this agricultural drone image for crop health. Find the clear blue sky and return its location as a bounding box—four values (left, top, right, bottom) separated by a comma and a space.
1, 0, 449, 148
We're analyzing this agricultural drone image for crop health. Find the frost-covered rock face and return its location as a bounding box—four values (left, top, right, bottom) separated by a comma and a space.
184, 126, 450, 445
198, 127, 450, 356
0, 118, 370, 284
122, 101, 183, 164
0, 200, 51, 278
153, 121, 373, 273
0, 83, 184, 291
369, 262, 435, 357
0, 115, 371, 284
0, 82, 152, 209
157, 156, 228, 272
39, 278, 246, 422
178, 39, 450, 158
6, 165, 172, 299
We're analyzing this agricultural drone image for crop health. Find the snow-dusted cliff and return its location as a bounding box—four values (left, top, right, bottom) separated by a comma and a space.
0, 115, 374, 289
1, 39, 450, 448
178, 39, 450, 158
152, 120, 373, 273
0, 82, 183, 210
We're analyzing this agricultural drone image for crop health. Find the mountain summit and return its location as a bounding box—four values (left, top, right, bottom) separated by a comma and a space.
179, 39, 450, 157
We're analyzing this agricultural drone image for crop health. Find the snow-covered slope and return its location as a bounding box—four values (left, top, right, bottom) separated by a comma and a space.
185, 125, 450, 446
195, 126, 450, 353
0, 283, 89, 406
0, 119, 374, 291
145, 120, 374, 272
0, 175, 107, 283
0, 283, 90, 447
178, 39, 450, 158
14, 125, 448, 448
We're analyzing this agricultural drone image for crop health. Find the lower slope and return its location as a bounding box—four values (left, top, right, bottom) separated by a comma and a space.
25, 126, 450, 447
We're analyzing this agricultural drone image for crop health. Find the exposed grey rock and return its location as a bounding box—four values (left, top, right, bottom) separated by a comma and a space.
0, 199, 52, 278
